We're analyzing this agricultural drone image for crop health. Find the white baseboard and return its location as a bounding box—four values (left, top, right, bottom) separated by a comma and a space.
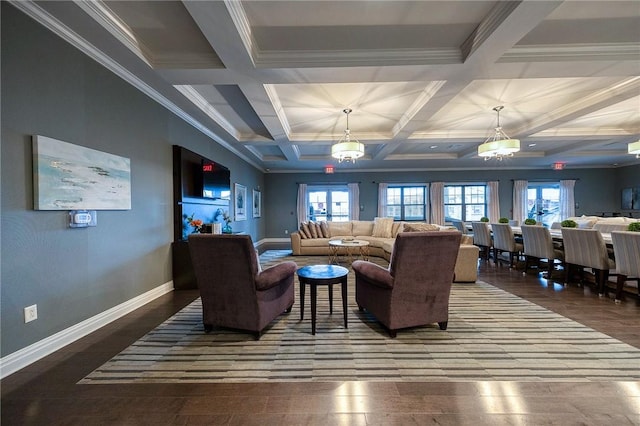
0, 281, 174, 379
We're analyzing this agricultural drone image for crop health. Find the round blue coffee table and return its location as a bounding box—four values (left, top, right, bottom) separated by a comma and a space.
296, 264, 349, 335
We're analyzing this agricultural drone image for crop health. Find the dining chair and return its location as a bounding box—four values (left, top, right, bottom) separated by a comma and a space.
471, 221, 492, 262
610, 231, 640, 303
491, 223, 523, 268
451, 220, 466, 234
560, 228, 616, 297
520, 224, 564, 280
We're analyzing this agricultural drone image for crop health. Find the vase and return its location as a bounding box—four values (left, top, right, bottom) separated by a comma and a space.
222, 224, 232, 234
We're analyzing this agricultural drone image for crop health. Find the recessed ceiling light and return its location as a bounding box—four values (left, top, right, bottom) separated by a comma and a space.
528, 143, 536, 147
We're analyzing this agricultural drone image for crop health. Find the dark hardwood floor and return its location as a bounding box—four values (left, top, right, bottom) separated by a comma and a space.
2, 259, 639, 425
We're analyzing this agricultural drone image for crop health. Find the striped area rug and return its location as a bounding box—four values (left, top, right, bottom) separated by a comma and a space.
80, 251, 640, 383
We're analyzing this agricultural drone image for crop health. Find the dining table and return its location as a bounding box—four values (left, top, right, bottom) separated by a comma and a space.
509, 226, 613, 245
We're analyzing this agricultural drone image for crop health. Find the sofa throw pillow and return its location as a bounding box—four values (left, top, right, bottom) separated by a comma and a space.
299, 222, 311, 239
308, 221, 319, 238
392, 221, 404, 237
372, 217, 394, 238
403, 223, 440, 232
320, 221, 329, 238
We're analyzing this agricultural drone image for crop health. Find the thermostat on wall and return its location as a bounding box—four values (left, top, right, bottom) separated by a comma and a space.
69, 210, 97, 228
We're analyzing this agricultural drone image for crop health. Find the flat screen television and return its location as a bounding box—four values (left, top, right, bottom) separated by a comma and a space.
621, 187, 639, 210
202, 160, 231, 200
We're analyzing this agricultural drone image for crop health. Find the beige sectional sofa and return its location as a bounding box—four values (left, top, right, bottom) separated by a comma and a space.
552, 215, 640, 232
290, 220, 480, 282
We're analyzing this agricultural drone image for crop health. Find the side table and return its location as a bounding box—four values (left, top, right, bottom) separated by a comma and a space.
296, 264, 349, 335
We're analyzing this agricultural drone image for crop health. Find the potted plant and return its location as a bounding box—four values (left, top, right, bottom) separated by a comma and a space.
480, 217, 489, 223
498, 217, 509, 224
561, 219, 577, 228
627, 222, 640, 232
524, 218, 537, 225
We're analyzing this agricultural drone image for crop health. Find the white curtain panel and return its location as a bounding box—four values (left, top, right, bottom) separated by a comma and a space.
560, 179, 576, 219
377, 183, 388, 217
487, 181, 500, 222
429, 182, 444, 225
296, 183, 308, 224
348, 182, 360, 220
513, 180, 529, 224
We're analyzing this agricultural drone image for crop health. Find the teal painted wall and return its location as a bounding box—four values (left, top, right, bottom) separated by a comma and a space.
264, 166, 637, 238
1, 4, 262, 357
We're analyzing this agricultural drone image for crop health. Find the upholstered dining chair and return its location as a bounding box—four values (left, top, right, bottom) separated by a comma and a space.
492, 223, 523, 268
560, 228, 616, 297
520, 224, 564, 280
610, 231, 640, 303
451, 220, 467, 234
188, 234, 297, 339
471, 221, 492, 262
352, 231, 461, 338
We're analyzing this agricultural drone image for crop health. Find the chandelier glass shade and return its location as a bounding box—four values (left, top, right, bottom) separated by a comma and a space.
628, 140, 640, 159
477, 106, 520, 161
331, 108, 364, 163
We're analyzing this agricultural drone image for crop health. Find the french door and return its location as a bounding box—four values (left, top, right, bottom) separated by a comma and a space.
307, 186, 350, 222
527, 184, 560, 226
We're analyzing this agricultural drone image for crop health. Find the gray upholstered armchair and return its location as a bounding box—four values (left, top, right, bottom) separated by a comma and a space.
188, 234, 297, 339
352, 231, 461, 338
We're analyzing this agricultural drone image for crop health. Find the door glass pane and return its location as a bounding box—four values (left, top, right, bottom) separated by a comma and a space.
331, 190, 349, 222
527, 185, 560, 226
308, 191, 327, 222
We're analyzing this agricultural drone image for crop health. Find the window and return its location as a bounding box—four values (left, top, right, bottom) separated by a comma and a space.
307, 185, 350, 222
527, 183, 560, 227
444, 185, 486, 222
385, 186, 426, 221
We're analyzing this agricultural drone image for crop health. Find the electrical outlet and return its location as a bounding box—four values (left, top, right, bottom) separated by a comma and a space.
24, 305, 38, 323
284, 229, 288, 234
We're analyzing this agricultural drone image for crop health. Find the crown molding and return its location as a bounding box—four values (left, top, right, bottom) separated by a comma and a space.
224, 0, 257, 67
500, 43, 640, 62
254, 48, 461, 69
10, 0, 264, 172
73, 0, 153, 66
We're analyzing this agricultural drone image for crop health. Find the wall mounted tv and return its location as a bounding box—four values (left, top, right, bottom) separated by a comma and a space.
202, 160, 230, 200
173, 145, 230, 201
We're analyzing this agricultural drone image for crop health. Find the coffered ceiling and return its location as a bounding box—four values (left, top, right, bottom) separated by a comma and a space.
14, 1, 640, 172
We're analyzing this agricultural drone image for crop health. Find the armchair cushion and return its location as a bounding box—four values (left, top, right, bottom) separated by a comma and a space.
352, 260, 393, 289
255, 261, 298, 291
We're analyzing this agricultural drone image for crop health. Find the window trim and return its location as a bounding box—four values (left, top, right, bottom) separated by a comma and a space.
385, 184, 428, 221
444, 183, 487, 222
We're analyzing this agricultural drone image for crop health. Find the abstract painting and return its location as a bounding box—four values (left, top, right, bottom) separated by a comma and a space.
32, 135, 131, 210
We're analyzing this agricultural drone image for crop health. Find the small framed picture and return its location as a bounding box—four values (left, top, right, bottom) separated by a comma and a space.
234, 183, 247, 221
253, 189, 261, 218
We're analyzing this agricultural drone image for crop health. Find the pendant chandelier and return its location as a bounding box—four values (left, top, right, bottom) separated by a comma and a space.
331, 108, 365, 163
477, 106, 520, 161
628, 140, 640, 159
